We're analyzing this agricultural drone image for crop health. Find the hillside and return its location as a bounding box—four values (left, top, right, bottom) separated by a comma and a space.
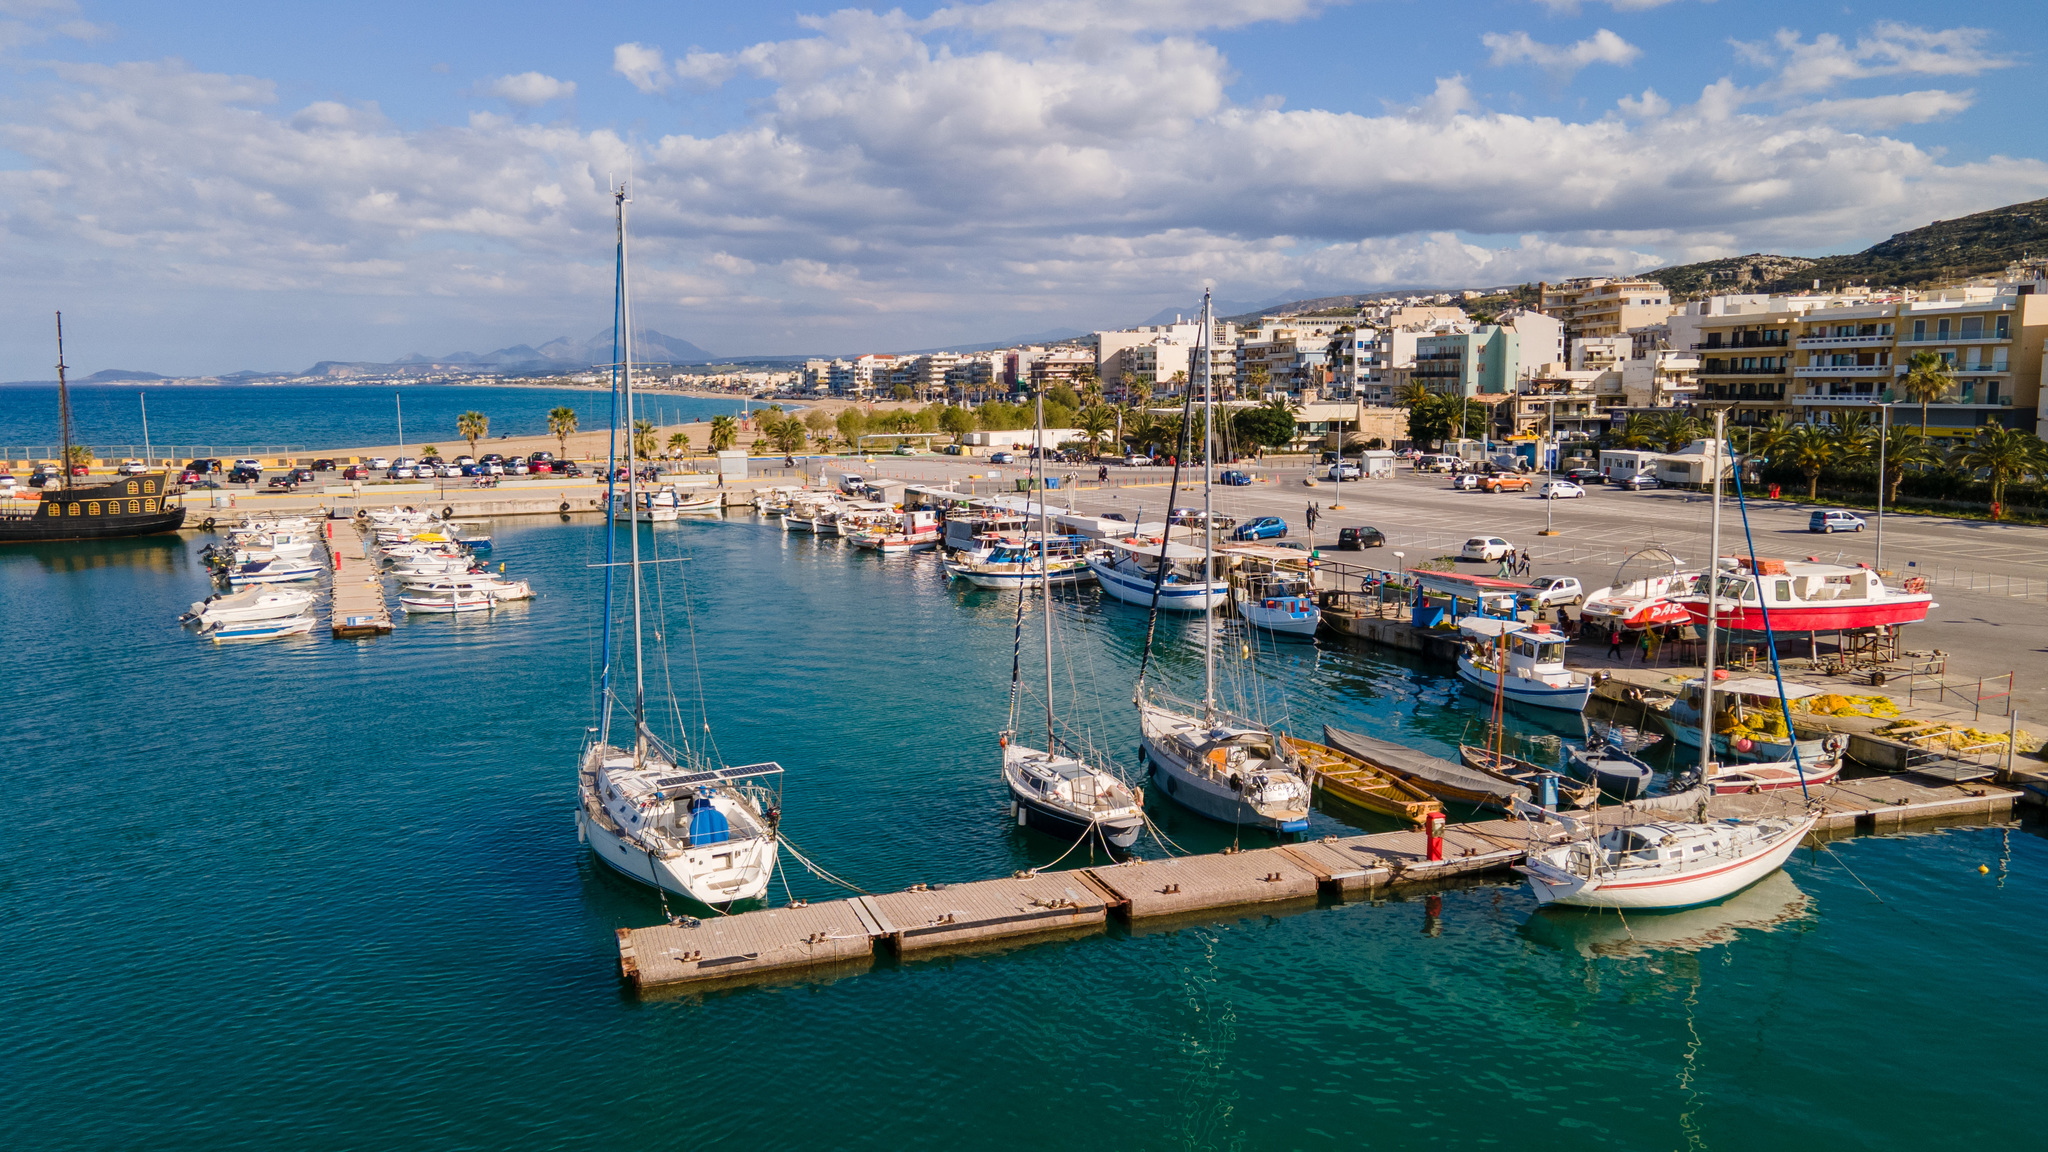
1648, 197, 2048, 298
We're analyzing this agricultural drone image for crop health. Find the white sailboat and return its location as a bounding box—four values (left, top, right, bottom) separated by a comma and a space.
1133, 290, 1311, 833
575, 181, 782, 907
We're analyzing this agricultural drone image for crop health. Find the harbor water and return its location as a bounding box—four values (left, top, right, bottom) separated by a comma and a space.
4, 515, 2043, 1150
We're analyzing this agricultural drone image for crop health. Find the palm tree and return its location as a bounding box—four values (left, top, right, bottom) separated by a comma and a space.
666, 431, 688, 459
1395, 380, 1430, 409
1651, 410, 1699, 452
1877, 426, 1937, 504
456, 411, 489, 457
631, 419, 657, 461
1950, 425, 2048, 516
547, 405, 578, 459
1747, 414, 1797, 464
708, 415, 739, 452
767, 420, 807, 455
1898, 351, 1953, 435
1781, 423, 1837, 500
1826, 411, 1877, 471
1076, 404, 1116, 454
1617, 412, 1657, 449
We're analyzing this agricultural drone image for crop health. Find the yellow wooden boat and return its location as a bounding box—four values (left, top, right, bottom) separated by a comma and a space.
1282, 736, 1442, 825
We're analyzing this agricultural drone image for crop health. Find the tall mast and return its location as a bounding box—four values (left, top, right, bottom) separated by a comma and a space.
1201, 290, 1215, 720
618, 182, 648, 755
55, 312, 73, 492
1036, 385, 1054, 751
1698, 408, 1724, 782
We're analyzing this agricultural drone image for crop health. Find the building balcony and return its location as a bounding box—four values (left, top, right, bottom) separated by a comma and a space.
1691, 338, 1789, 351
1794, 364, 1893, 377
1697, 366, 1790, 377
1900, 330, 2009, 344
1796, 334, 1892, 349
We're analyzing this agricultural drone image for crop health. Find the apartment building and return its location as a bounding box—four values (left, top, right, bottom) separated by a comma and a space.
1690, 309, 1798, 422
1540, 278, 1674, 341
1621, 349, 1700, 408
1411, 325, 1519, 398
1028, 347, 1097, 390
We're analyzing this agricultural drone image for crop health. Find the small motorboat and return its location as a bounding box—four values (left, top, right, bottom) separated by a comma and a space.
1517, 810, 1819, 909
1234, 572, 1320, 637
1706, 754, 1842, 794
399, 592, 494, 614
1456, 618, 1592, 713
944, 535, 1096, 588
186, 586, 316, 627
1459, 744, 1598, 809
399, 575, 534, 601
226, 557, 324, 586
209, 614, 316, 641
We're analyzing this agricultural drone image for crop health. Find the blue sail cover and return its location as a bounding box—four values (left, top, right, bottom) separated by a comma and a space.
688, 802, 731, 846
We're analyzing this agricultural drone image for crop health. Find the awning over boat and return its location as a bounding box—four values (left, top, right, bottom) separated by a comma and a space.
1681, 677, 1820, 700
1458, 617, 1530, 639
1101, 536, 1209, 561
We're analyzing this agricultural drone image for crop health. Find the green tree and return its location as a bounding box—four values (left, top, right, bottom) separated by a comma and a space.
667, 431, 688, 457
456, 410, 489, 457
631, 418, 657, 461
709, 415, 739, 452
1747, 413, 1798, 463
1076, 404, 1117, 454
1243, 365, 1268, 395
1231, 396, 1299, 455
1876, 426, 1937, 504
1781, 423, 1836, 499
891, 383, 914, 401
1048, 383, 1082, 411
420, 444, 438, 459
940, 405, 975, 443
1406, 394, 1453, 446
547, 405, 578, 459
1395, 380, 1429, 408
835, 407, 868, 450
803, 408, 834, 438
767, 420, 807, 455
1950, 425, 2048, 515
1826, 410, 1877, 471
1899, 350, 1954, 435
1652, 411, 1699, 452
1615, 412, 1657, 449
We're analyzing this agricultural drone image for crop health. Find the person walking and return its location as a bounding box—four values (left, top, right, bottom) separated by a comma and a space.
1607, 626, 1624, 660
1305, 503, 1319, 533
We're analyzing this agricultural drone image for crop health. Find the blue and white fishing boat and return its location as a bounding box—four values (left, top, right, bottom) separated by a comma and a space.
946, 534, 1098, 589
209, 614, 315, 641
1455, 618, 1593, 712
1087, 536, 1228, 611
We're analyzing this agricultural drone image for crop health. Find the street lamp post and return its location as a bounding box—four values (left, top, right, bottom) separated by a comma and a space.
1875, 401, 1890, 573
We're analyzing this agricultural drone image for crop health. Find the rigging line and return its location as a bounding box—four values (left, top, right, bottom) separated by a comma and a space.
1727, 463, 1813, 805
673, 532, 723, 769
777, 833, 871, 895
1134, 347, 1203, 697
1814, 841, 1890, 906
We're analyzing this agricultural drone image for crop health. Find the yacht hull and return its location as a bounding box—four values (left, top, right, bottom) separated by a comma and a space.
1138, 724, 1309, 832
1088, 556, 1225, 611
576, 806, 776, 906
1519, 817, 1815, 910
1007, 788, 1142, 848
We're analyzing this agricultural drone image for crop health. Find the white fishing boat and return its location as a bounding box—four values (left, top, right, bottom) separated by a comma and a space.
847, 508, 941, 554
1088, 536, 1229, 611
209, 614, 316, 641
400, 575, 535, 601
1133, 290, 1312, 833
1517, 809, 1818, 909
1673, 556, 1934, 632
1233, 570, 1319, 636
185, 586, 315, 627
613, 487, 678, 522
945, 535, 1097, 589
574, 180, 783, 907
400, 592, 494, 613
1456, 618, 1592, 712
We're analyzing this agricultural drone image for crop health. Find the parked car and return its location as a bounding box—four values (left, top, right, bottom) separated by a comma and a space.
118, 459, 148, 474
503, 460, 530, 475
1460, 536, 1513, 561
1451, 473, 1481, 491
184, 457, 221, 475
1218, 470, 1255, 485
311, 458, 336, 472
480, 453, 505, 466
989, 452, 1015, 464
386, 466, 415, 480
455, 455, 476, 466
838, 473, 866, 493
1122, 454, 1152, 467
1522, 576, 1584, 607
1564, 467, 1603, 485
0, 474, 16, 493
529, 461, 553, 474
1337, 526, 1386, 549
1538, 479, 1585, 499
1619, 473, 1660, 490
264, 475, 299, 491
227, 465, 264, 484
177, 469, 201, 484
554, 461, 583, 478
440, 463, 465, 478
1326, 463, 1363, 480
369, 457, 392, 469
71, 464, 91, 477
1480, 474, 1532, 493
286, 467, 316, 484
1231, 515, 1288, 541
342, 465, 369, 480
894, 444, 920, 455
1101, 511, 1128, 522
1810, 510, 1867, 533
528, 451, 554, 464
1170, 508, 1237, 529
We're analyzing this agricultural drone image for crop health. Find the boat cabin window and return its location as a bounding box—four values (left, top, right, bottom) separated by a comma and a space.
1715, 576, 1755, 602
1773, 579, 1791, 602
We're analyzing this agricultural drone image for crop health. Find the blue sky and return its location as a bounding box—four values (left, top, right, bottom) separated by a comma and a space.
2, 0, 2044, 376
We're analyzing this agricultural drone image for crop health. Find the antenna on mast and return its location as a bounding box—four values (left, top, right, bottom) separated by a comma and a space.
55, 312, 74, 493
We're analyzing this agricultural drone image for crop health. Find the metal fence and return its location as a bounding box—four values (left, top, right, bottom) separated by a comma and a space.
3, 446, 306, 461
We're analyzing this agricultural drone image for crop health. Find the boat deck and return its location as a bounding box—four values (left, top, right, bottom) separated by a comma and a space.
324, 521, 392, 637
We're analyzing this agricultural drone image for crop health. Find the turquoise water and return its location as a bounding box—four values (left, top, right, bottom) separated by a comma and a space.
3, 517, 2041, 1150
0, 384, 757, 455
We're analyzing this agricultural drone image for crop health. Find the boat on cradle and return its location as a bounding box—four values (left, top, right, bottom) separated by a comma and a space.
1455, 618, 1592, 713
1322, 724, 1527, 811
1674, 555, 1934, 631
847, 509, 942, 554
1653, 677, 1845, 763
226, 556, 324, 586
185, 586, 316, 628
1141, 702, 1311, 831
400, 591, 495, 613
1002, 741, 1144, 848
1579, 547, 1704, 630
1233, 569, 1319, 636
1459, 744, 1598, 809
399, 575, 535, 601
1282, 736, 1440, 823
209, 614, 316, 641
944, 534, 1097, 589
1088, 536, 1229, 611
1516, 809, 1818, 909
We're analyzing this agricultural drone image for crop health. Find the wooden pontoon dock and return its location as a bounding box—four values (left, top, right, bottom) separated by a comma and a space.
323, 521, 391, 638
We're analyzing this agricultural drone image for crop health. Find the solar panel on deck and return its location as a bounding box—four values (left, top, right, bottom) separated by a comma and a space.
721, 762, 785, 779
654, 771, 720, 788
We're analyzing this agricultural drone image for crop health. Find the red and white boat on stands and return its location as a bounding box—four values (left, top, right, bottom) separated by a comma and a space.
1674, 556, 1933, 632
847, 508, 942, 555
1579, 546, 1704, 630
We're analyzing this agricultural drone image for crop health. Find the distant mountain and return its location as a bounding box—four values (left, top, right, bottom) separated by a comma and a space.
1140, 297, 1293, 326
1648, 197, 2048, 297
898, 327, 1091, 355
81, 369, 166, 382
309, 327, 715, 377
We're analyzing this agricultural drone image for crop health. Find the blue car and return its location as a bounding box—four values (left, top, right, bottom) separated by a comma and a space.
1218, 470, 1254, 486
1231, 515, 1288, 541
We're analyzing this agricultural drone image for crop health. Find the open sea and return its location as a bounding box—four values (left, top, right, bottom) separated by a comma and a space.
0, 383, 760, 456
4, 515, 2042, 1150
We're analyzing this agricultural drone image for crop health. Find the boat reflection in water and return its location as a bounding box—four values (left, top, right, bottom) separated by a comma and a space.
1519, 869, 1813, 960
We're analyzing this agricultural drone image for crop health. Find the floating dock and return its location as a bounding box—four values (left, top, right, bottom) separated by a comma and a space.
616, 775, 2018, 994
324, 521, 392, 638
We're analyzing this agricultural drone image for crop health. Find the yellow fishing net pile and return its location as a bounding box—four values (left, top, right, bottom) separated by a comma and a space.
1793, 693, 1901, 719
1718, 709, 1789, 740
1877, 721, 2036, 751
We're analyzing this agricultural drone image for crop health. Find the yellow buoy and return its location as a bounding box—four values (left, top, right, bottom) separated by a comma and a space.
1979, 864, 1990, 874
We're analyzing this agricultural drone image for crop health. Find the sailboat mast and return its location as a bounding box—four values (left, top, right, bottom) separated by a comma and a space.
55, 312, 73, 493
1037, 385, 1055, 751
1699, 408, 1725, 781
618, 183, 648, 750
1201, 290, 1215, 720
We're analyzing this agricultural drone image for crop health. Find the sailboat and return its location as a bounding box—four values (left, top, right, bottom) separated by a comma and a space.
1134, 291, 1311, 833
1518, 412, 1817, 909
574, 182, 784, 906
1000, 386, 1145, 849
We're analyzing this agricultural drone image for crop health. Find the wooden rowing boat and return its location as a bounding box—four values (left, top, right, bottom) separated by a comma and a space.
1282, 736, 1441, 824
1323, 724, 1524, 811
1458, 744, 1599, 809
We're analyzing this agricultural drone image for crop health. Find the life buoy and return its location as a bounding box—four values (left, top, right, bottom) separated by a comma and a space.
1823, 734, 1849, 755
442, 506, 454, 519
559, 502, 571, 513
1264, 599, 1277, 609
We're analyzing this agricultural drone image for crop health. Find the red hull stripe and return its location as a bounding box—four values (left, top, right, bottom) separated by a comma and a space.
1595, 839, 1797, 890
1680, 598, 1931, 630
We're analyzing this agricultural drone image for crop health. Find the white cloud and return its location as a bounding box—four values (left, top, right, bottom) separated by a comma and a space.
1735, 22, 2016, 97
1483, 29, 1640, 80
3, 5, 2045, 372
484, 71, 576, 108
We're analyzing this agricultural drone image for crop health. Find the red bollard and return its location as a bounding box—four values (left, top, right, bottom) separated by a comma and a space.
1424, 810, 1446, 863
